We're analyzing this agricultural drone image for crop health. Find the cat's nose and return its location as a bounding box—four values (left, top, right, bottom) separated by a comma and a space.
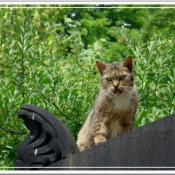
114, 85, 119, 90
113, 81, 119, 89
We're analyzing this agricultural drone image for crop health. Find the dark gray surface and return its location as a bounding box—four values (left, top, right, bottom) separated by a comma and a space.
15, 104, 78, 169
15, 104, 175, 170
49, 113, 175, 170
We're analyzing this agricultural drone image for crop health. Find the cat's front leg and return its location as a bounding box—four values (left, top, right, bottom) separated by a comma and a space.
93, 118, 108, 145
121, 116, 134, 134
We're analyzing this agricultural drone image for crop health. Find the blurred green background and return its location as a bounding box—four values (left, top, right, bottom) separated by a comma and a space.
0, 4, 175, 168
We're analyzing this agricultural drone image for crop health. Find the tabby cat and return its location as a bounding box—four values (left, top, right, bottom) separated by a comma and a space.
77, 56, 138, 152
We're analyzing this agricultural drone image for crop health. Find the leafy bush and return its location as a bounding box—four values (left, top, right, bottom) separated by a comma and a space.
0, 5, 175, 168
128, 34, 175, 128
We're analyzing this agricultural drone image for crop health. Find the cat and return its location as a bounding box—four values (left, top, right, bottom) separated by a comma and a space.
77, 56, 138, 152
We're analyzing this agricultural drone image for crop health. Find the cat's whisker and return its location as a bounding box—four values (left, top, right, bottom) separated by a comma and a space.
121, 85, 133, 88
120, 86, 133, 94
121, 86, 133, 91
122, 84, 134, 88
123, 89, 131, 94
123, 88, 133, 92
100, 90, 109, 102
96, 89, 109, 103
123, 82, 133, 85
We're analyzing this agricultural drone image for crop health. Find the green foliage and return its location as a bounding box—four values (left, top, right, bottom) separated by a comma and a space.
126, 34, 175, 127
0, 5, 175, 168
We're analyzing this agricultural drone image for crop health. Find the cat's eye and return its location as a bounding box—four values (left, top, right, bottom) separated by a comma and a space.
106, 77, 112, 81
119, 75, 126, 80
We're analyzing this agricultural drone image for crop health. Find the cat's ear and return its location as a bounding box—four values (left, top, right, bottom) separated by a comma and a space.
96, 61, 107, 75
123, 56, 133, 72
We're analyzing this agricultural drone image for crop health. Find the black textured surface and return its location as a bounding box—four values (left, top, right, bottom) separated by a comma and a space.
15, 104, 175, 170
15, 104, 78, 170
48, 113, 175, 170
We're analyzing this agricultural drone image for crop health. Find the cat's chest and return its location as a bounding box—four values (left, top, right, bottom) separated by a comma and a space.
108, 118, 123, 138
109, 93, 131, 111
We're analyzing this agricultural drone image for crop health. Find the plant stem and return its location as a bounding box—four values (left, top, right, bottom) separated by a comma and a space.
35, 79, 70, 120
0, 126, 27, 135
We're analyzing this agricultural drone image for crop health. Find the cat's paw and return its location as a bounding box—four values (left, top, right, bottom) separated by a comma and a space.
77, 137, 94, 152
94, 135, 107, 145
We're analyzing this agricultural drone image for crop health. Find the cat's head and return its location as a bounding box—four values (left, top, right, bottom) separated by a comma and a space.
96, 56, 135, 96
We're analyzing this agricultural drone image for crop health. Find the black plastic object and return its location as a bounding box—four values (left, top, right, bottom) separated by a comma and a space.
15, 104, 78, 170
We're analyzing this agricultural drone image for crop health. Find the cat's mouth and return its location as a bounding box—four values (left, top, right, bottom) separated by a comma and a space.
113, 89, 123, 95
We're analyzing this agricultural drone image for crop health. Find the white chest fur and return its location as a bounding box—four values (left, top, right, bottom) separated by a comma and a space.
109, 86, 136, 111
112, 91, 131, 110
109, 118, 123, 138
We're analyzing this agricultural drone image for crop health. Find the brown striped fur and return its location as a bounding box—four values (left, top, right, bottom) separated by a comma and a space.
77, 56, 138, 151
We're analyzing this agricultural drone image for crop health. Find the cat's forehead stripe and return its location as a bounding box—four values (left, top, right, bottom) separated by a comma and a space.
109, 62, 122, 69
106, 62, 128, 75
110, 63, 128, 72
